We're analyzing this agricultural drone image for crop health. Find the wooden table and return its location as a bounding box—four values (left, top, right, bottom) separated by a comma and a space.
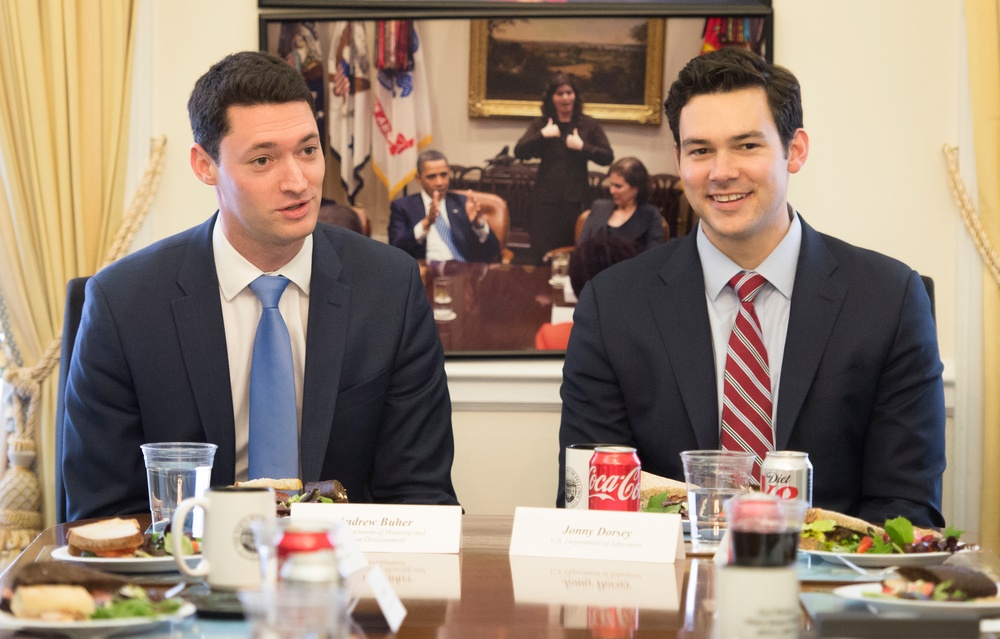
420, 261, 572, 355
0, 515, 707, 637
1, 515, 931, 638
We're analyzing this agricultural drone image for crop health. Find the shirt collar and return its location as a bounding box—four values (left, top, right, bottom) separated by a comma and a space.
212, 216, 313, 302
697, 206, 802, 302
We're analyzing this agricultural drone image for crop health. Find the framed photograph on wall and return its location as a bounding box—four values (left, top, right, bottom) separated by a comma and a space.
468, 18, 666, 124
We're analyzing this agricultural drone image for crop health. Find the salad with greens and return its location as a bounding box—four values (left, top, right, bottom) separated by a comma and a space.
801, 515, 966, 554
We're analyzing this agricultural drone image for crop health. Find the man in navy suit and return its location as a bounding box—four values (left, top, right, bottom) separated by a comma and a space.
62, 52, 459, 520
559, 48, 946, 526
388, 150, 501, 263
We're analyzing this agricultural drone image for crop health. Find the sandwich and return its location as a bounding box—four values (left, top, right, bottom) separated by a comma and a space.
639, 471, 688, 516
7, 561, 180, 621
881, 565, 999, 602
800, 508, 887, 552
233, 478, 348, 516
800, 508, 961, 554
66, 517, 143, 558
234, 477, 304, 494
9, 560, 105, 622
10, 585, 95, 621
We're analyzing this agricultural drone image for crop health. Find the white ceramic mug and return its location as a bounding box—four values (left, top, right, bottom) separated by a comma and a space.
171, 486, 276, 590
564, 443, 615, 510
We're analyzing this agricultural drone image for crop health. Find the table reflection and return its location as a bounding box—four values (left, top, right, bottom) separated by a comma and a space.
421, 260, 573, 354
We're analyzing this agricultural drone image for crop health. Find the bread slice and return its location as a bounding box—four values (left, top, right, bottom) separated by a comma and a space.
66, 517, 143, 557
639, 471, 687, 510
13, 561, 130, 592
235, 477, 303, 491
804, 507, 886, 537
11, 585, 95, 621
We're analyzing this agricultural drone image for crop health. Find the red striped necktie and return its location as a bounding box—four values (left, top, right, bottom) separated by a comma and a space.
719, 271, 774, 483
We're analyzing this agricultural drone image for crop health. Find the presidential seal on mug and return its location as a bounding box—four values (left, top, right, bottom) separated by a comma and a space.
564, 443, 615, 510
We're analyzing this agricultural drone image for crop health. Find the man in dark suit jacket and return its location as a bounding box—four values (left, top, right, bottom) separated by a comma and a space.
62, 52, 458, 520
559, 48, 945, 526
388, 150, 501, 263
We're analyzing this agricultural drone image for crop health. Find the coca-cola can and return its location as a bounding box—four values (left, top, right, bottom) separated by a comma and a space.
588, 606, 639, 639
589, 446, 641, 511
275, 522, 336, 581
760, 451, 813, 506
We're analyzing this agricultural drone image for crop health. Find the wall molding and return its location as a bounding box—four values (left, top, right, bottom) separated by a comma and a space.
447, 358, 957, 414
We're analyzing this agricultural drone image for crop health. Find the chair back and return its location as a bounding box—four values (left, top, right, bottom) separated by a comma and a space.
574, 210, 592, 243
456, 190, 513, 263
55, 276, 89, 523
350, 205, 372, 237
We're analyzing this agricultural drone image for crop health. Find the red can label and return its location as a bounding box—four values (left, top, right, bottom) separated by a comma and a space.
588, 606, 639, 639
588, 446, 641, 511
276, 526, 335, 560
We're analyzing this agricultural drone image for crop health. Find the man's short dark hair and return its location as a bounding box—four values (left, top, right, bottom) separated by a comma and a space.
417, 149, 448, 175
664, 48, 803, 153
188, 51, 315, 163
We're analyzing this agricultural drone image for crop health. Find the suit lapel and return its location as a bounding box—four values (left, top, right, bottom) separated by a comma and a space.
172, 215, 237, 479
300, 227, 351, 482
775, 220, 846, 449
648, 234, 720, 449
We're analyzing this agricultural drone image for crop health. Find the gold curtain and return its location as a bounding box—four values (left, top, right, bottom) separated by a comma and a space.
0, 0, 136, 534
965, 0, 1000, 553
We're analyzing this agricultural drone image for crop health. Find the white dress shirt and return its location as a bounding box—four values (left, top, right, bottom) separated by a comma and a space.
412, 191, 490, 262
697, 209, 802, 432
213, 220, 312, 481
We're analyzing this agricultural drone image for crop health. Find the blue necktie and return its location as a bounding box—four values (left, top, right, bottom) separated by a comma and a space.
248, 275, 298, 480
433, 213, 466, 262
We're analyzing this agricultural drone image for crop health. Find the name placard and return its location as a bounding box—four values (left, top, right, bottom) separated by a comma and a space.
508, 507, 684, 563
291, 503, 462, 553
509, 555, 683, 609
363, 553, 461, 599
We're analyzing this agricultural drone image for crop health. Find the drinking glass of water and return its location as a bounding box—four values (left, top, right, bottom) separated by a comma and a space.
141, 442, 217, 536
680, 450, 754, 551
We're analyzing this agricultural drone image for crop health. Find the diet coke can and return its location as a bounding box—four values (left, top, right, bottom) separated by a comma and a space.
760, 451, 813, 506
589, 446, 641, 511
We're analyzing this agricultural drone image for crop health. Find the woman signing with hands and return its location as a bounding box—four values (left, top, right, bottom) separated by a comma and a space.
515, 72, 613, 263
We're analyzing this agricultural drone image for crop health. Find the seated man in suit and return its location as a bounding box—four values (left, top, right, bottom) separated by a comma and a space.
62, 51, 459, 521
388, 150, 501, 263
559, 47, 946, 526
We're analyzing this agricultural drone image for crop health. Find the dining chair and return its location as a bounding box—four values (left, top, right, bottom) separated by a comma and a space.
541, 209, 591, 264
453, 190, 513, 264
55, 276, 89, 524
350, 205, 372, 237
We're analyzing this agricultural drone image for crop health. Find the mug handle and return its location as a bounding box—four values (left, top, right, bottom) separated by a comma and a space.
171, 496, 209, 577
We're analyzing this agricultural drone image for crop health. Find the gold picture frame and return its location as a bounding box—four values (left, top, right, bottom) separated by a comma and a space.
468, 18, 665, 125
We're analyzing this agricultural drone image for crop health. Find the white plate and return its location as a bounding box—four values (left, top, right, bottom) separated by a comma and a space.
833, 583, 1000, 616
0, 601, 195, 637
800, 549, 953, 568
51, 546, 200, 574
433, 309, 456, 322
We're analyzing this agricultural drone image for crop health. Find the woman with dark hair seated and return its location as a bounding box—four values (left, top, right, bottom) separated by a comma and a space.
577, 157, 665, 250
535, 235, 642, 351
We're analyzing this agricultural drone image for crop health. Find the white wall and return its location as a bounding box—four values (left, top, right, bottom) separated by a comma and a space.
132, 0, 967, 518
